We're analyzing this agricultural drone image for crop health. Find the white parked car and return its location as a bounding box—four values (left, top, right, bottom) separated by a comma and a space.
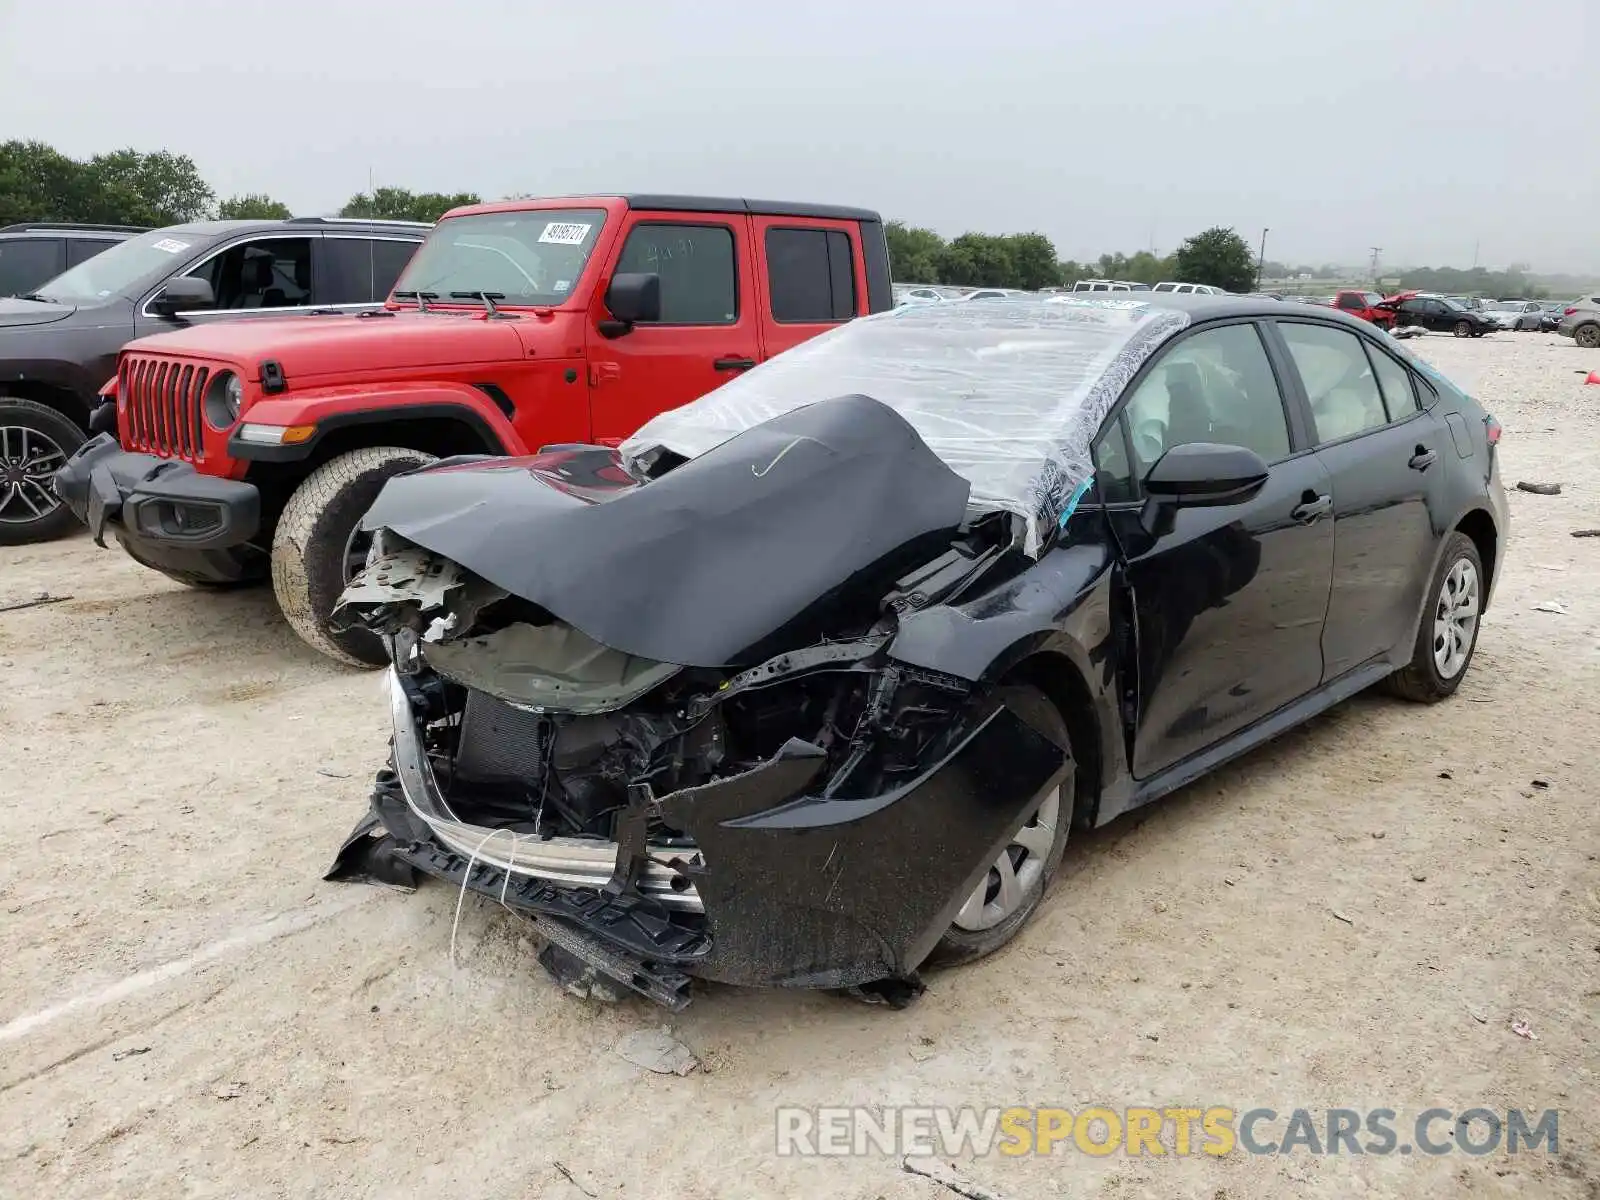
958, 287, 1033, 301
1071, 279, 1151, 293
1152, 281, 1228, 295
894, 285, 948, 307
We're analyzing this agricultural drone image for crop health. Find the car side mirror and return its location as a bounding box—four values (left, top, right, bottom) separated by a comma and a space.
599, 272, 660, 338
150, 276, 215, 317
1145, 441, 1269, 504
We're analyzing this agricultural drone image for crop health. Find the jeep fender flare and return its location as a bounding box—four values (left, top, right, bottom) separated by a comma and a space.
226, 382, 524, 462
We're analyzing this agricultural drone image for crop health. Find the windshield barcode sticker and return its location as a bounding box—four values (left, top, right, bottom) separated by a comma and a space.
539, 222, 592, 245
151, 238, 191, 253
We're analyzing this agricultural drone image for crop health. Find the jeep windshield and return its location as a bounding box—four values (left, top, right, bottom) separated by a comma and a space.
32, 229, 208, 305
391, 209, 607, 307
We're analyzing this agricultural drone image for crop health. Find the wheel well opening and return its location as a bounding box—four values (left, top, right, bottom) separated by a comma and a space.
0, 381, 90, 432
1456, 509, 1497, 605
1006, 653, 1102, 832
305, 416, 502, 468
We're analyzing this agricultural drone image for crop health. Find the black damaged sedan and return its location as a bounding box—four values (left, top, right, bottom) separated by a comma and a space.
328, 295, 1508, 1010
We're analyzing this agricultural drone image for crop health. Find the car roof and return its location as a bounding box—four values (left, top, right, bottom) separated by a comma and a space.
446, 195, 882, 223
0, 222, 145, 239
145, 217, 431, 237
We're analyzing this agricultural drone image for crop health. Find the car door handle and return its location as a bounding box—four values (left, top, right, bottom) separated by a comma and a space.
1292, 493, 1332, 524
713, 356, 756, 372
1408, 446, 1437, 471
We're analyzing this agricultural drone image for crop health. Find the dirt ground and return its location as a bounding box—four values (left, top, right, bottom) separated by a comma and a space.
2, 331, 1598, 1199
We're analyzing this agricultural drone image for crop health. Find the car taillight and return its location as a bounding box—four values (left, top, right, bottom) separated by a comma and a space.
1485, 416, 1501, 446
1565, 307, 1578, 316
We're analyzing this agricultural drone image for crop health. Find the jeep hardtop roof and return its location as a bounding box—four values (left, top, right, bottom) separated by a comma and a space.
445, 194, 882, 223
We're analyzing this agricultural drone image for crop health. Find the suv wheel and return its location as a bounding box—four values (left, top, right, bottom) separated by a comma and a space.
1576, 323, 1600, 349
0, 397, 85, 546
272, 446, 437, 667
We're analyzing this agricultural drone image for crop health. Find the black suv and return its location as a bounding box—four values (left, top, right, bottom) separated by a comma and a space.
0, 223, 145, 298
0, 216, 428, 544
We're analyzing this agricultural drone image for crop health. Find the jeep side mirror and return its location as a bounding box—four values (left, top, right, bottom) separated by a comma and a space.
150, 276, 216, 317
599, 273, 661, 337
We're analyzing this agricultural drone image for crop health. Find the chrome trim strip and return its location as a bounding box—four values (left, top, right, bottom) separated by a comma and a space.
386, 670, 703, 911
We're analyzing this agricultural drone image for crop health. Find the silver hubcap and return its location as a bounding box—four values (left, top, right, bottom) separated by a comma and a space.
1433, 558, 1479, 679
952, 786, 1060, 932
0, 425, 67, 525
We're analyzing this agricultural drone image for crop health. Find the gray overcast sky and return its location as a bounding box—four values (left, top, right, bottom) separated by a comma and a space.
2, 0, 1594, 272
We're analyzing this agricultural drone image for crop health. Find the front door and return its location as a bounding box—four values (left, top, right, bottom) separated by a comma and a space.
585, 213, 762, 445
1272, 319, 1451, 677
1095, 321, 1336, 779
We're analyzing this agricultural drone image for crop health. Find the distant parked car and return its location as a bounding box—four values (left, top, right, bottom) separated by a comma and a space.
1072, 279, 1151, 293
1152, 281, 1227, 295
894, 285, 946, 307
1379, 293, 1496, 338
1332, 289, 1395, 328
0, 223, 145, 297
1557, 295, 1600, 347
1484, 300, 1544, 331
959, 287, 1033, 301
1539, 301, 1566, 332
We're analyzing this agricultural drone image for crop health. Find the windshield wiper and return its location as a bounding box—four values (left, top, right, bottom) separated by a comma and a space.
392, 289, 439, 312
449, 290, 507, 316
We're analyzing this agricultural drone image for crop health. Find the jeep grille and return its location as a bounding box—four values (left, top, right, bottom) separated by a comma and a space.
120, 355, 209, 462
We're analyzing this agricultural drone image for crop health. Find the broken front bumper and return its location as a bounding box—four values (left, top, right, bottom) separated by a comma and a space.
54, 433, 264, 583
331, 671, 1070, 1007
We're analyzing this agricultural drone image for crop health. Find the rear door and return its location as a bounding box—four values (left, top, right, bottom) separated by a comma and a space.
1271, 319, 1450, 678
1094, 320, 1335, 778
585, 210, 761, 444
750, 216, 867, 360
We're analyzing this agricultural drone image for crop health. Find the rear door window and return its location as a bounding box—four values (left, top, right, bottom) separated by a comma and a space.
372, 239, 420, 298
1278, 322, 1388, 442
1365, 343, 1419, 420
0, 238, 64, 294
319, 238, 375, 304
765, 227, 856, 322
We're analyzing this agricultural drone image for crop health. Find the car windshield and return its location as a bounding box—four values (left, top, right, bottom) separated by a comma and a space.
33, 229, 204, 304
391, 209, 607, 306
1440, 298, 1468, 312
624, 297, 1190, 556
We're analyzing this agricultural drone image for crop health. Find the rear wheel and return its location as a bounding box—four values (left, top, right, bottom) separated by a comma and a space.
271, 446, 436, 667
927, 685, 1073, 967
1575, 323, 1600, 349
1384, 532, 1483, 703
0, 397, 84, 546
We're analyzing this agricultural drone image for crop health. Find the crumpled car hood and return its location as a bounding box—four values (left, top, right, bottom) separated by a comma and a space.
355, 393, 972, 668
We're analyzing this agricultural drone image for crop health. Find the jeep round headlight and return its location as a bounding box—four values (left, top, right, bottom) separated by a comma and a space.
205, 371, 242, 428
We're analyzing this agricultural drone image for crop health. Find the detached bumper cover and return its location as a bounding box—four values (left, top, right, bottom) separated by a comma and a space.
332, 671, 1070, 1002
54, 433, 263, 582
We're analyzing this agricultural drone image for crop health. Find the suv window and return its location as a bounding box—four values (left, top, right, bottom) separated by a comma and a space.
317, 236, 418, 305
615, 223, 737, 324
766, 228, 856, 323
1366, 342, 1419, 420
0, 238, 64, 295
66, 238, 118, 269
1279, 322, 1387, 441
1123, 323, 1291, 471
373, 239, 419, 297
181, 237, 313, 310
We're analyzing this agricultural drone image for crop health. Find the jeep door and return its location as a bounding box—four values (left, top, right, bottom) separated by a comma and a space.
749, 216, 868, 360
584, 210, 762, 445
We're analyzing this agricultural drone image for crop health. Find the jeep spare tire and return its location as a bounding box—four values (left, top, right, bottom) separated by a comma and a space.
272, 446, 437, 667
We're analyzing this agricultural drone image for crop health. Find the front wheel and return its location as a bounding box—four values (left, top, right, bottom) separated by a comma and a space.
1453, 320, 1472, 338
0, 397, 85, 546
926, 685, 1073, 967
271, 446, 437, 667
1575, 323, 1600, 349
1383, 532, 1484, 703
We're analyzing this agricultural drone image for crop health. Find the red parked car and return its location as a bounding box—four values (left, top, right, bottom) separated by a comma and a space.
1332, 289, 1395, 328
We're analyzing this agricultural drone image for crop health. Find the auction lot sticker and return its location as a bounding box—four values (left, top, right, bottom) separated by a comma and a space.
539, 222, 592, 245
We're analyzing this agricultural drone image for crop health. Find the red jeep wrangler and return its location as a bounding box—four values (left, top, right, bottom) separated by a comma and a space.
1332, 289, 1395, 328
57, 194, 893, 665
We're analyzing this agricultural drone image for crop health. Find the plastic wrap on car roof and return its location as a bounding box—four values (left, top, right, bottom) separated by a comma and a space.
621, 297, 1190, 556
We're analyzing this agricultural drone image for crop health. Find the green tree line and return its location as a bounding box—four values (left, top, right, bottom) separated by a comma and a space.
887, 221, 1260, 293
0, 141, 480, 228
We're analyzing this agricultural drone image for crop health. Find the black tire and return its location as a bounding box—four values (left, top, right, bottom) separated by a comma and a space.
1453, 320, 1472, 338
1384, 531, 1484, 703
271, 446, 436, 667
0, 397, 86, 546
1575, 323, 1600, 349
926, 685, 1074, 967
